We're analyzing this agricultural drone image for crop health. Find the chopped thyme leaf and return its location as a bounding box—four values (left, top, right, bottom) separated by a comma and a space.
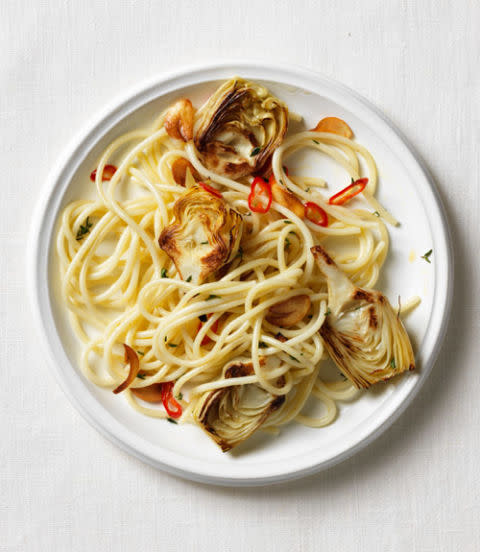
186, 275, 192, 282
136, 374, 146, 379
284, 220, 293, 224
136, 350, 145, 356
198, 314, 208, 323
200, 241, 209, 245
207, 294, 220, 300
285, 238, 290, 250
351, 177, 355, 184
167, 343, 178, 348
161, 268, 168, 278
236, 246, 243, 259
279, 179, 285, 186
373, 211, 380, 217
289, 355, 298, 362
421, 249, 433, 263
312, 139, 320, 144
164, 336, 168, 342
305, 187, 311, 192
258, 341, 268, 348
176, 392, 183, 400
325, 308, 331, 316
390, 358, 396, 369
167, 418, 177, 424
250, 146, 261, 156
76, 216, 93, 241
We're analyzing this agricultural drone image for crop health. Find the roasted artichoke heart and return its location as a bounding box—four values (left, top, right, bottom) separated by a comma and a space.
158, 186, 243, 284
194, 78, 288, 178
194, 361, 285, 452
311, 245, 415, 389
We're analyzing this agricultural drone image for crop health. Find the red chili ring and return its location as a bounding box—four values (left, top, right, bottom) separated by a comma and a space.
248, 176, 272, 214
328, 178, 368, 206
90, 164, 117, 182
304, 201, 328, 227
199, 181, 223, 198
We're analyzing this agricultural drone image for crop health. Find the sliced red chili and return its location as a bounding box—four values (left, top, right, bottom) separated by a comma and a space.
161, 382, 182, 419
328, 178, 368, 206
199, 181, 222, 198
248, 176, 272, 213
198, 316, 220, 345
305, 201, 328, 227
90, 164, 117, 182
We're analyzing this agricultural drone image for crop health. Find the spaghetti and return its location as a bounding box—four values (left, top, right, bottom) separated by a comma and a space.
56, 78, 415, 449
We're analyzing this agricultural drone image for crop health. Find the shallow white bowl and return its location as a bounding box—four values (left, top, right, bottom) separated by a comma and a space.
28, 62, 453, 486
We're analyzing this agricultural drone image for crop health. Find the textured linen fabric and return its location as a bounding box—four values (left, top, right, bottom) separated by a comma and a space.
1, 1, 479, 550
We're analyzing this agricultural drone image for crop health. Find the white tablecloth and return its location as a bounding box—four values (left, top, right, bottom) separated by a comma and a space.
1, 1, 479, 550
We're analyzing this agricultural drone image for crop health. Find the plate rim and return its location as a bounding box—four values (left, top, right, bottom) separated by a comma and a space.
27, 60, 453, 486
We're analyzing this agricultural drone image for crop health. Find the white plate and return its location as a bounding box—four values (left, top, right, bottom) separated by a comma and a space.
28, 62, 453, 486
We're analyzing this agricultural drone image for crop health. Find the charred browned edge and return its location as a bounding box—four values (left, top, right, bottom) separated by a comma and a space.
195, 88, 249, 149
197, 388, 224, 426
216, 261, 233, 280
225, 362, 254, 379
270, 394, 286, 411
224, 358, 266, 379
310, 245, 335, 265
223, 159, 251, 177
196, 389, 234, 452
200, 203, 241, 275
320, 320, 344, 359
158, 226, 183, 280
352, 289, 375, 303
201, 240, 229, 272
158, 225, 180, 255
319, 321, 368, 389
218, 441, 233, 453
368, 306, 378, 329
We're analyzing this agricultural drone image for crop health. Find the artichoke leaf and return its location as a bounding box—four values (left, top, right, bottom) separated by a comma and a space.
311, 245, 415, 389
194, 360, 285, 452
194, 78, 288, 178
158, 186, 243, 284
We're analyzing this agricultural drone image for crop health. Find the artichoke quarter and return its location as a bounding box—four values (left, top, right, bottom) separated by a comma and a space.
158, 186, 243, 284
194, 360, 285, 452
194, 78, 288, 179
311, 245, 415, 389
